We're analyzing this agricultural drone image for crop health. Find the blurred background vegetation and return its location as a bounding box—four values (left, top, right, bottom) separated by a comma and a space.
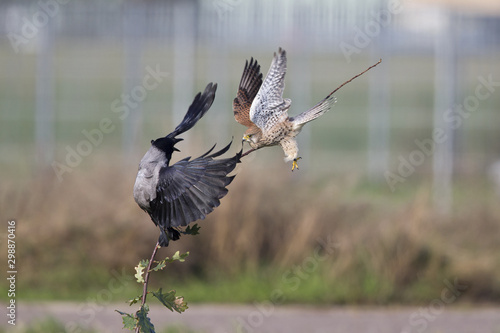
1, 0, 500, 308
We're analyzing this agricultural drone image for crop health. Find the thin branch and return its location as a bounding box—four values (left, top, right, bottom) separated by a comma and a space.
241, 148, 256, 158
141, 240, 160, 306
135, 240, 160, 333
329, 59, 382, 96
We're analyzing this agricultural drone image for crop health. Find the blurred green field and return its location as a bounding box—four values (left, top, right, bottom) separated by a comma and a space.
1, 155, 500, 305
1, 41, 500, 306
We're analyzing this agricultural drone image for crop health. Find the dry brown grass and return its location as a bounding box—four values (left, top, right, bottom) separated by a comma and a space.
3, 150, 500, 302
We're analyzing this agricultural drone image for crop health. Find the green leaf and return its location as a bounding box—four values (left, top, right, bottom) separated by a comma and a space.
136, 304, 155, 333
184, 224, 200, 235
116, 310, 137, 331
151, 288, 175, 311
135, 260, 148, 283
171, 250, 189, 262
152, 261, 166, 271
152, 288, 188, 313
173, 296, 188, 313
151, 251, 189, 272
128, 295, 142, 306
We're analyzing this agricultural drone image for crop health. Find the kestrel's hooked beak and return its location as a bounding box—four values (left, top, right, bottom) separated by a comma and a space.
242, 135, 250, 142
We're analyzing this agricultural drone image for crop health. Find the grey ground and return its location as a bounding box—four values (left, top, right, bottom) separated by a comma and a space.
3, 302, 500, 333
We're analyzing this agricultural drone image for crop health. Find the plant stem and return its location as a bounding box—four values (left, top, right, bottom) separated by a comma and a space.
135, 240, 160, 333
241, 148, 256, 158
329, 59, 382, 96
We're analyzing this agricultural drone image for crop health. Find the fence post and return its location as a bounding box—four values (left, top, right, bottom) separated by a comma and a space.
433, 10, 458, 215
35, 17, 55, 169
122, 1, 145, 159
367, 5, 391, 183
172, 1, 196, 146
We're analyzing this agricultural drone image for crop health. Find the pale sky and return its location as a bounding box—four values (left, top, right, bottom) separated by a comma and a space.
416, 0, 500, 15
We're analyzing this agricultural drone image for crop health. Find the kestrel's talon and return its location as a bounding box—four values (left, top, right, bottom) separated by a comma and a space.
291, 157, 302, 171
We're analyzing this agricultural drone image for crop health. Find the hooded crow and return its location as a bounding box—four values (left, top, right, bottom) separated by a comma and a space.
133, 83, 241, 247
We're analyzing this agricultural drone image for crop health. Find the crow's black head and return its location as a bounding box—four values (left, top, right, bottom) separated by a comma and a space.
152, 137, 183, 162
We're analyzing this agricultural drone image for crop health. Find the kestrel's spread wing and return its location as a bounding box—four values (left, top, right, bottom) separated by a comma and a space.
233, 58, 263, 129
249, 47, 291, 133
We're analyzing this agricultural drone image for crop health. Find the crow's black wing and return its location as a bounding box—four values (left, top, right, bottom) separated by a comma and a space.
148, 142, 241, 244
167, 82, 218, 139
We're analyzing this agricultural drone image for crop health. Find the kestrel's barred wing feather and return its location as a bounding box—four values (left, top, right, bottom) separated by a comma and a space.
167, 83, 217, 139
249, 47, 290, 132
233, 58, 263, 128
290, 91, 337, 127
148, 141, 241, 246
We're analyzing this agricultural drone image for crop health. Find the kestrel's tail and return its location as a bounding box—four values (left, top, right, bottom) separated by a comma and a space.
290, 92, 337, 128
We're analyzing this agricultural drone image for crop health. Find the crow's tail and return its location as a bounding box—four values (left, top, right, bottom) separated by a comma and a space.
158, 227, 181, 247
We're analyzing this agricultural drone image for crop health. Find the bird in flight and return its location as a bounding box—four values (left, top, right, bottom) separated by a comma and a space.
133, 83, 241, 247
233, 47, 337, 171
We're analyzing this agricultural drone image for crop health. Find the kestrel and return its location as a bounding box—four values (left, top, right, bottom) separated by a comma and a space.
233, 47, 337, 170
134, 83, 241, 247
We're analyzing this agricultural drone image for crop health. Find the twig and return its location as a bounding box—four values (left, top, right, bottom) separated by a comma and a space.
135, 240, 160, 333
329, 59, 382, 96
241, 148, 256, 158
